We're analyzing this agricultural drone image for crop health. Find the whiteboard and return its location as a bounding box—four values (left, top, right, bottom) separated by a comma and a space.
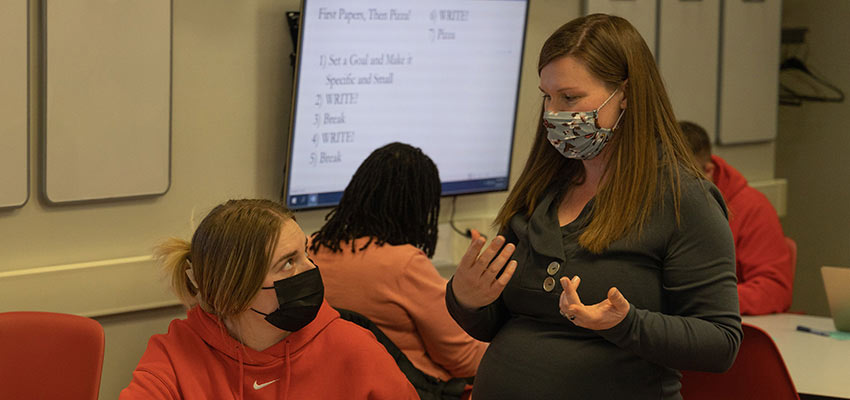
658, 0, 720, 143
584, 0, 658, 56
0, 0, 29, 209
717, 0, 781, 144
44, 0, 172, 204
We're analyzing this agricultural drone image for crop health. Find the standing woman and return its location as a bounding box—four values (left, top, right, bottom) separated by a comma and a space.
121, 199, 417, 400
446, 14, 742, 399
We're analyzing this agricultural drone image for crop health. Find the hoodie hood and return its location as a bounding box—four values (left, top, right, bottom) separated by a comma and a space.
711, 155, 748, 204
187, 299, 339, 365
185, 300, 340, 399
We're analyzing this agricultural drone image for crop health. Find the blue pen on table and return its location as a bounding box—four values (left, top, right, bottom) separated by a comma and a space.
796, 325, 831, 337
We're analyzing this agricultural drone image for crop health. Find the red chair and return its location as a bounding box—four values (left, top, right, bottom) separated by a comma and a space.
785, 237, 806, 314
680, 323, 799, 400
0, 311, 105, 400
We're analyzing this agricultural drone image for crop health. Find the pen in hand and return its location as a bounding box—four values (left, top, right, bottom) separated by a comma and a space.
796, 325, 831, 337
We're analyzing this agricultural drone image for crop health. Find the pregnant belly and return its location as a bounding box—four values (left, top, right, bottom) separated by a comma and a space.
472, 317, 673, 400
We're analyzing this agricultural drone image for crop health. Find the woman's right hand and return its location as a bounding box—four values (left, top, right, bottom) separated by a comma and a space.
451, 234, 517, 309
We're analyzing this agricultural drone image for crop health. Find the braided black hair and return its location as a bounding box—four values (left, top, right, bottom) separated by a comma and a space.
309, 142, 441, 257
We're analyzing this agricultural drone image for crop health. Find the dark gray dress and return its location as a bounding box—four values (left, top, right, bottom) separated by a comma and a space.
446, 174, 742, 399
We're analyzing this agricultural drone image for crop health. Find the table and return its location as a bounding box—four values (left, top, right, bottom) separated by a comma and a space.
743, 313, 850, 399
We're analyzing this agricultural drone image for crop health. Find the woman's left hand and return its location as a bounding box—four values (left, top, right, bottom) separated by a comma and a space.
558, 276, 630, 330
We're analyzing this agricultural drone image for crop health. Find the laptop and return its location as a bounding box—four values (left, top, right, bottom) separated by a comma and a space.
821, 266, 850, 332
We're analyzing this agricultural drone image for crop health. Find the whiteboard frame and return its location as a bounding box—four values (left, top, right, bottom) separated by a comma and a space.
716, 0, 781, 145
0, 0, 30, 209
657, 0, 721, 144
582, 0, 659, 57
41, 0, 173, 205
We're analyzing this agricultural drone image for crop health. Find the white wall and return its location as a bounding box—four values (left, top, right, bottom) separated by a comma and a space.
2, 1, 300, 397
777, 0, 850, 316
0, 0, 791, 398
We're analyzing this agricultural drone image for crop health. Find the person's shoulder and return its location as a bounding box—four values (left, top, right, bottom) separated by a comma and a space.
367, 241, 430, 270
130, 316, 195, 381
659, 165, 727, 218
319, 317, 390, 358
344, 238, 421, 259
123, 313, 205, 400
370, 240, 421, 256
313, 318, 417, 397
137, 315, 198, 361
729, 184, 778, 219
145, 313, 188, 343
315, 238, 415, 269
681, 170, 722, 202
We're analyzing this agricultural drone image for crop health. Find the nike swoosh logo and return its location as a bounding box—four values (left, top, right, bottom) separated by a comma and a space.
253, 379, 280, 390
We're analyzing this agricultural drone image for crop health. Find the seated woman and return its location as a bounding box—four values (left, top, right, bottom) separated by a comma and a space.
120, 199, 417, 400
308, 142, 488, 394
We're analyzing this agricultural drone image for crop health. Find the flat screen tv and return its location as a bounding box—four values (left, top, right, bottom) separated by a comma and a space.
284, 0, 529, 210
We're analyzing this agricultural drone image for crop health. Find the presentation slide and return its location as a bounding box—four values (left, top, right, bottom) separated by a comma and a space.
285, 0, 528, 209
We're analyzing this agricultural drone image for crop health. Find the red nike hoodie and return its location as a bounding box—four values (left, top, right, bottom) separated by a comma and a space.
119, 300, 418, 399
711, 155, 794, 315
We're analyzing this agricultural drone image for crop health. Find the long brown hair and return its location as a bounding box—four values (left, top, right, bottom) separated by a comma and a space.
496, 14, 701, 253
155, 199, 294, 318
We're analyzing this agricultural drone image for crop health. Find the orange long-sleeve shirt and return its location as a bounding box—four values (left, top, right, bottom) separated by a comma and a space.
310, 237, 488, 381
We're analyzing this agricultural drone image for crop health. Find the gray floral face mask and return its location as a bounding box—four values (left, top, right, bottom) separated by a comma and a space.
543, 89, 625, 160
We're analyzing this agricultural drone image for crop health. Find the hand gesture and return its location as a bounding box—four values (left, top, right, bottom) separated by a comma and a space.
558, 276, 630, 330
451, 235, 517, 309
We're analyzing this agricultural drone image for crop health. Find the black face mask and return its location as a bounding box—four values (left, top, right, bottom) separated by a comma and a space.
251, 267, 324, 332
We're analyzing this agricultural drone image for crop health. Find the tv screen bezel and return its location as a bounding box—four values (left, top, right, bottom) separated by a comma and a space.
282, 0, 530, 211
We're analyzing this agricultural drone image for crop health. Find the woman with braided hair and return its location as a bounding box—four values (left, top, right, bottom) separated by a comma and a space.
309, 142, 487, 399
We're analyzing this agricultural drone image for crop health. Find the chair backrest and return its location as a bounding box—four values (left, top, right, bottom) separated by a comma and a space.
0, 311, 105, 400
680, 323, 799, 400
786, 237, 797, 280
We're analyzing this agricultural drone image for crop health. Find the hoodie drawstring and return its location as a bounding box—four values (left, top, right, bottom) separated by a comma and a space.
283, 340, 291, 400
237, 343, 245, 400
216, 317, 246, 400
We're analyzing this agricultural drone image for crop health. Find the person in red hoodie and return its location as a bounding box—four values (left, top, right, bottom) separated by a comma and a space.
680, 121, 794, 315
120, 199, 418, 400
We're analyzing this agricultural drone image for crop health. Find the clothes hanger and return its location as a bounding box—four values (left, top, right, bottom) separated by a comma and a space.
779, 57, 845, 103
778, 27, 844, 105
779, 84, 803, 106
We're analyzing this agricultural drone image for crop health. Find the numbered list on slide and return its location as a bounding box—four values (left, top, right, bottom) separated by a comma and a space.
288, 0, 526, 202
